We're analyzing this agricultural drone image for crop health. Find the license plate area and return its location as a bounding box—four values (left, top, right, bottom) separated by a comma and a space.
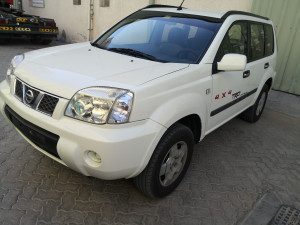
4, 105, 60, 159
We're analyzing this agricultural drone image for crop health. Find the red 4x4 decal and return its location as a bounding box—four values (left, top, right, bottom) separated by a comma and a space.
215, 90, 233, 100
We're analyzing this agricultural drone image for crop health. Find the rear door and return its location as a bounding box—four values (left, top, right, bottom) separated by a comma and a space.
245, 22, 269, 100
247, 23, 275, 99
207, 21, 253, 131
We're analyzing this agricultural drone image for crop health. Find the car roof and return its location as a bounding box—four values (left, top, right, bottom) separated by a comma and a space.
142, 5, 269, 22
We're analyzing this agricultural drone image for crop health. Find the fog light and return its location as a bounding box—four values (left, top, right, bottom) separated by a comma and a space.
87, 151, 101, 163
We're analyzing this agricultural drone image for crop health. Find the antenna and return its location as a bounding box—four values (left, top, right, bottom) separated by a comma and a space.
177, 0, 186, 10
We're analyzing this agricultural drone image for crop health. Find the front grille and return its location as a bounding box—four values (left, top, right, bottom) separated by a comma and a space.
4, 105, 60, 159
38, 95, 59, 115
24, 85, 40, 105
15, 79, 23, 99
14, 78, 59, 116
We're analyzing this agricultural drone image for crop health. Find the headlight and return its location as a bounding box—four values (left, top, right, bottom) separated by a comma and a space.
7, 54, 24, 85
65, 87, 134, 124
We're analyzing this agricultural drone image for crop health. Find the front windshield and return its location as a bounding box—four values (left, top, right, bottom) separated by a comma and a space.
94, 10, 222, 64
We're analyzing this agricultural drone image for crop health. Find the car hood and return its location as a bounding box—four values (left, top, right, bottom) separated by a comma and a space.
15, 42, 189, 99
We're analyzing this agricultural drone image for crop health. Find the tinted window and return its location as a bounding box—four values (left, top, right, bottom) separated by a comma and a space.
216, 22, 248, 62
95, 10, 221, 64
264, 24, 274, 56
250, 23, 265, 61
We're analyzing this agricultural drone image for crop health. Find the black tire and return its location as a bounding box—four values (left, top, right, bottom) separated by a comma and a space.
30, 38, 52, 45
40, 39, 53, 45
0, 38, 9, 45
133, 124, 194, 198
30, 38, 41, 45
240, 84, 269, 123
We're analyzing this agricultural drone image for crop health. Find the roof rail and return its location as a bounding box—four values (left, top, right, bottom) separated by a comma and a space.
143, 4, 185, 10
221, 10, 269, 21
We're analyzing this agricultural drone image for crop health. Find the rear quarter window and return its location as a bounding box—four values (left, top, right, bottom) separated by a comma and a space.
264, 24, 274, 56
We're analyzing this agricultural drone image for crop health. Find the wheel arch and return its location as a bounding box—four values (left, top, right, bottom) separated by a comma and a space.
265, 77, 273, 90
251, 76, 274, 106
177, 114, 202, 143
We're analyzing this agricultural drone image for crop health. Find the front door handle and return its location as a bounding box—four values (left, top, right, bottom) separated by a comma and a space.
264, 62, 270, 69
243, 70, 251, 78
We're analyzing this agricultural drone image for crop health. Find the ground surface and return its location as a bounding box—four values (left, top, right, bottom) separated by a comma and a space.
0, 40, 299, 225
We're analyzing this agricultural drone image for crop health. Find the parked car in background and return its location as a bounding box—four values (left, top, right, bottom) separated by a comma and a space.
0, 6, 58, 44
0, 4, 276, 198
0, 0, 13, 8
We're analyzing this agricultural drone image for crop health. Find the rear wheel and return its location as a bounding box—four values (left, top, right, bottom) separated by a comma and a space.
133, 124, 194, 198
240, 84, 269, 123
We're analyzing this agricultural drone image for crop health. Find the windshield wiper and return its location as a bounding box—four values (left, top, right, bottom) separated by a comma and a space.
90, 42, 102, 48
107, 48, 164, 62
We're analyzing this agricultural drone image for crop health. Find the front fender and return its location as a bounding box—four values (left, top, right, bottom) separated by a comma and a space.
128, 64, 212, 177
129, 93, 208, 178
150, 93, 207, 140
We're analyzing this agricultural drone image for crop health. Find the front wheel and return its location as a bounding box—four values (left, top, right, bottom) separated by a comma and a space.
240, 84, 269, 123
133, 124, 194, 198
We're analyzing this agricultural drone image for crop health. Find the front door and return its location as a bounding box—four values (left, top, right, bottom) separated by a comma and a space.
207, 21, 253, 132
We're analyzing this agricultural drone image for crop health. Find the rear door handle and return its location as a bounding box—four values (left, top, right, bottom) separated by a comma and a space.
264, 62, 270, 69
243, 70, 251, 78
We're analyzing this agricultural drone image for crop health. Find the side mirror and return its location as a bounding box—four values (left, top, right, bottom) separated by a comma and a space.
217, 54, 247, 71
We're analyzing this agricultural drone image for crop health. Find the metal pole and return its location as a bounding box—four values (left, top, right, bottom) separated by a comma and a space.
88, 0, 94, 41
13, 0, 22, 10
19, 0, 22, 10
149, 0, 155, 5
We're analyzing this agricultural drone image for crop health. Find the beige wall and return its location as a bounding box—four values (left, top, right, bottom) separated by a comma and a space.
156, 0, 253, 11
22, 0, 253, 43
22, 0, 90, 43
92, 0, 150, 41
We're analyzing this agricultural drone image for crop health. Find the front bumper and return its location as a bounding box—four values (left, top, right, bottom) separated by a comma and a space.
0, 80, 166, 180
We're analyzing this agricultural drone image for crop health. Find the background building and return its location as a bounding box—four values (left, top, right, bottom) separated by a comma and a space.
20, 0, 300, 95
21, 0, 253, 42
252, 0, 300, 95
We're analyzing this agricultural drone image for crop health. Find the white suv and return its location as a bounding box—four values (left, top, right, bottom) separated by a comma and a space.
0, 5, 276, 198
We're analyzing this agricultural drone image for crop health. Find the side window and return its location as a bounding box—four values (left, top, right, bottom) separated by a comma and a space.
216, 22, 248, 62
264, 24, 274, 56
250, 23, 265, 61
